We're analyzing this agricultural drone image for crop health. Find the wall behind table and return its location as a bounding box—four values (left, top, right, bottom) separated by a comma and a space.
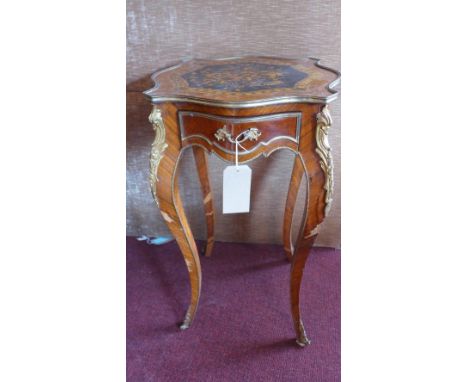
127, 0, 341, 248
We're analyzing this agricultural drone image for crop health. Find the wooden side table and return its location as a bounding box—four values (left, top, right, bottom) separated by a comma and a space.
143, 56, 340, 346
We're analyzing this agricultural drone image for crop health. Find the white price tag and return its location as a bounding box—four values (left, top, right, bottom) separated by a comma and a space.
222, 165, 252, 214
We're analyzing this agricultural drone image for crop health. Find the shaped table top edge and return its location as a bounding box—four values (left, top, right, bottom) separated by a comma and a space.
143, 56, 340, 108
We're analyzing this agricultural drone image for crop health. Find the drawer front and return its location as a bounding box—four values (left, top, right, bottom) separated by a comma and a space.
178, 111, 301, 155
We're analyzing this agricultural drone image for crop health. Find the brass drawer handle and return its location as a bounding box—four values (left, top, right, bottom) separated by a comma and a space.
214, 126, 262, 143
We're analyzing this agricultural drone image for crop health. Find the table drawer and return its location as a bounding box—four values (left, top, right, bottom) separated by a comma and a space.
178, 111, 301, 155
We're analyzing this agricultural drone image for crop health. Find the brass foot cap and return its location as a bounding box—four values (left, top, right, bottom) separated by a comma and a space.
179, 322, 191, 330
296, 337, 311, 347
180, 312, 193, 330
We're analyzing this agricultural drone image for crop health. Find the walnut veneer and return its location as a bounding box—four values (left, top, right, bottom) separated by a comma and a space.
143, 56, 340, 347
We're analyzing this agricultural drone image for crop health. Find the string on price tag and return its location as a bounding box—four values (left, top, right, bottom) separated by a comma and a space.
222, 127, 260, 214
233, 132, 249, 170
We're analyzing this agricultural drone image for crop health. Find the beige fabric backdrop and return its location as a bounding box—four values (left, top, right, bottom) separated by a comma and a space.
127, 0, 341, 248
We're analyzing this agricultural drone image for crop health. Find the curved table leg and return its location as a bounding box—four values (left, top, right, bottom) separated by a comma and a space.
291, 231, 317, 346
192, 146, 215, 257
283, 155, 304, 262
150, 107, 202, 330
290, 163, 324, 347
290, 106, 332, 347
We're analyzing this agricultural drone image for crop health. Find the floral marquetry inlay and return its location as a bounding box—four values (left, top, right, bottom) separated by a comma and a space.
182, 62, 308, 92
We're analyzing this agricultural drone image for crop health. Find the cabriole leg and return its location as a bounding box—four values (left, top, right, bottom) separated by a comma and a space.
149, 107, 202, 330
192, 146, 215, 257
283, 155, 304, 262
290, 105, 333, 347
289, 164, 324, 347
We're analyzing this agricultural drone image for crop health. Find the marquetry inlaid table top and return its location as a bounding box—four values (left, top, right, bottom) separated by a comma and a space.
143, 56, 340, 107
